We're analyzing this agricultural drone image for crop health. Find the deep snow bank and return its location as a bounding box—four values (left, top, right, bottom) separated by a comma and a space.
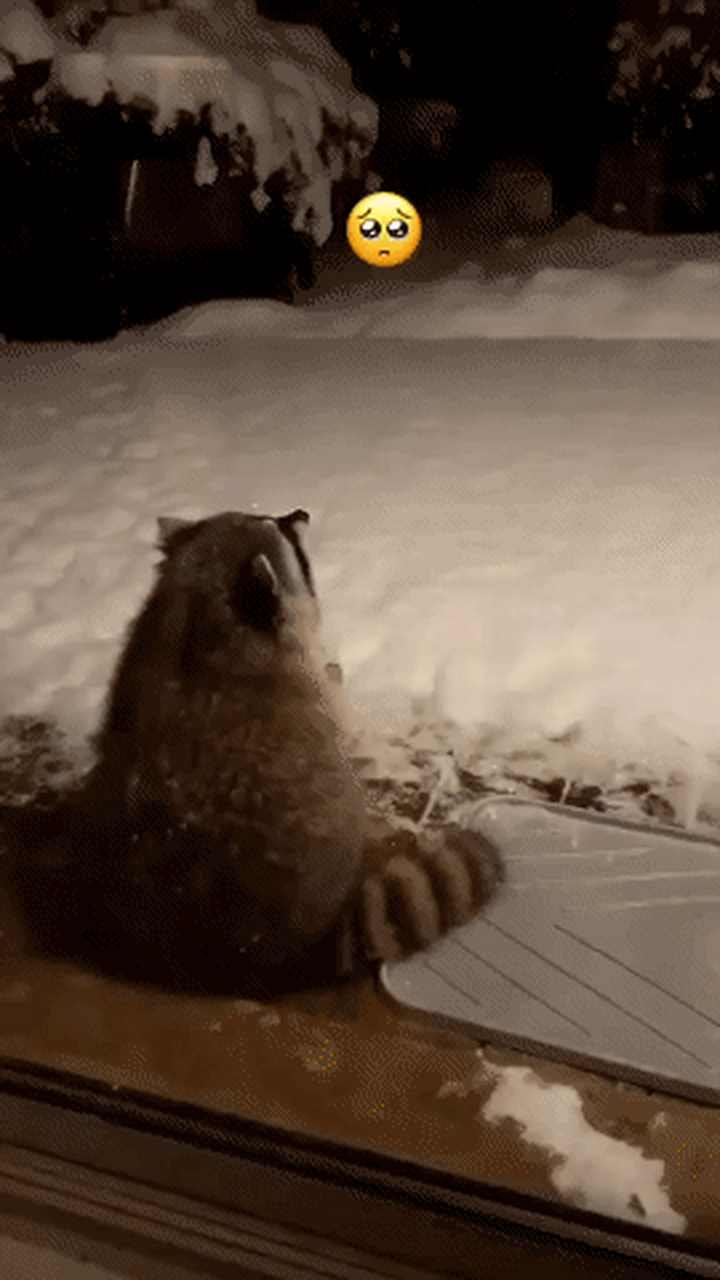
4, 232, 720, 822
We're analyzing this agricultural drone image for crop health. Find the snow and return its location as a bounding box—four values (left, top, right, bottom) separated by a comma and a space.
479, 1060, 686, 1234
46, 1, 378, 245
4, 223, 720, 819
0, 0, 54, 63
0, 0, 377, 247
177, 259, 720, 340
438, 1050, 687, 1233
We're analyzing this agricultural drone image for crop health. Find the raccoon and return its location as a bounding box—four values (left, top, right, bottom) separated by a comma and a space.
8, 510, 503, 992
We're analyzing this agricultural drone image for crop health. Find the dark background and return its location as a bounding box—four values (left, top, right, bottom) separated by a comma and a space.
3, 0, 720, 339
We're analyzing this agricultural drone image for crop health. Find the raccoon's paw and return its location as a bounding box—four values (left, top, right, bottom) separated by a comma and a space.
353, 824, 504, 965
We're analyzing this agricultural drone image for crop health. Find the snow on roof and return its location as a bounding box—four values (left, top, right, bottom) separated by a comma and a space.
0, 0, 378, 245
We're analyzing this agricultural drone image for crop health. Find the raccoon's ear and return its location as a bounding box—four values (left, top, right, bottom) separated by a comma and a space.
231, 553, 282, 631
156, 516, 195, 552
251, 553, 279, 596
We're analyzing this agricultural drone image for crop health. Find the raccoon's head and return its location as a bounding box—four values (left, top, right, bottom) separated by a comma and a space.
154, 509, 321, 676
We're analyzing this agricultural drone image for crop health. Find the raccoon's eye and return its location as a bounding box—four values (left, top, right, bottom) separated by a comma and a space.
359, 218, 382, 240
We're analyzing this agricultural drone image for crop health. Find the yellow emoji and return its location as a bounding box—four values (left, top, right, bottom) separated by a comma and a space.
346, 192, 422, 268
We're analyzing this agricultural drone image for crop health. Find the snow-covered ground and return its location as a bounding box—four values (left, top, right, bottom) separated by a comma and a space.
4, 219, 720, 823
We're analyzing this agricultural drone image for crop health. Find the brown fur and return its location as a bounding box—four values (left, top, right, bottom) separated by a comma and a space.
6, 510, 503, 993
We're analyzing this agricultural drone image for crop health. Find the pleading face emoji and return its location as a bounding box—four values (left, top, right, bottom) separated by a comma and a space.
346, 193, 422, 268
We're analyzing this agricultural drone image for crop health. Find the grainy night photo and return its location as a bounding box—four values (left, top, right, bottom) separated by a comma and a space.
2, 3, 720, 1278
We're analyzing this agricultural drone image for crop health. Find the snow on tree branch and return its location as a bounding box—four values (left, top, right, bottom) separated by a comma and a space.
0, 0, 379, 245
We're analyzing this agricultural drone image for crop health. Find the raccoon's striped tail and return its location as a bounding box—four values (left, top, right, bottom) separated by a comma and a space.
338, 824, 504, 972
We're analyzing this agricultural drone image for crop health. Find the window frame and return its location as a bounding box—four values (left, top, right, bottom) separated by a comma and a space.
1, 1059, 718, 1280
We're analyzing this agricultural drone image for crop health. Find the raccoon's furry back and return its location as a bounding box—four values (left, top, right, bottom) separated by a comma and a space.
82, 509, 371, 963
11, 508, 503, 992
